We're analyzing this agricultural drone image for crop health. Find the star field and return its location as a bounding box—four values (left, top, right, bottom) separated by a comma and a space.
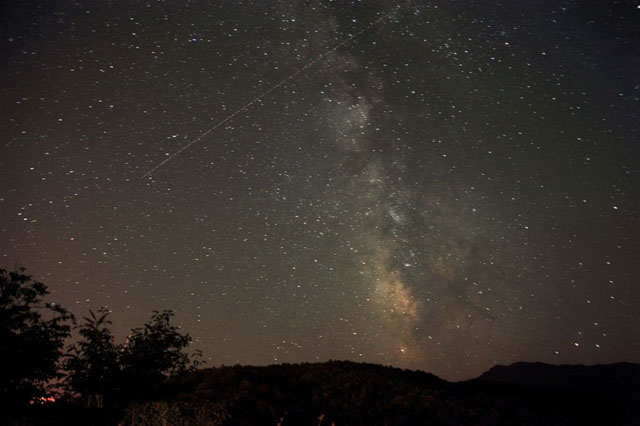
1, 1, 639, 380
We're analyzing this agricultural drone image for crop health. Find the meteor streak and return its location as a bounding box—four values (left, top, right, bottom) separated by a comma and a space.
141, 6, 402, 179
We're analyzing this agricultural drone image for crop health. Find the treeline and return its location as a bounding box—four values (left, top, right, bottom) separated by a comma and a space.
0, 267, 201, 424
163, 361, 634, 426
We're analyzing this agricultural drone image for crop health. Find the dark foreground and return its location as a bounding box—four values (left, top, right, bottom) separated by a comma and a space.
11, 361, 640, 425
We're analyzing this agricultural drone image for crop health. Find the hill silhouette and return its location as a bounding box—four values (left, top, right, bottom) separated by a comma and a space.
119, 360, 639, 426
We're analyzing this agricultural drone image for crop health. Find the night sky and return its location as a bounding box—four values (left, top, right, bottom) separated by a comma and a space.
2, 1, 639, 381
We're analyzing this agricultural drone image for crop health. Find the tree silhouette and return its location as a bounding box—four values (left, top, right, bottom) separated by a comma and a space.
119, 310, 201, 401
0, 267, 73, 412
64, 307, 119, 408
64, 308, 202, 408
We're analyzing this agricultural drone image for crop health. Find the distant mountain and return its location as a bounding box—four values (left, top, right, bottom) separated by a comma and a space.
469, 361, 640, 426
476, 361, 640, 395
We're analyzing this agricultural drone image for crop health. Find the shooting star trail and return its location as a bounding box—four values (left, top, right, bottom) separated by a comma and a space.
141, 5, 403, 179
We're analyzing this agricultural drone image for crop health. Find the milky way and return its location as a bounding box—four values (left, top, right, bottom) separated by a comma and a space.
1, 1, 639, 380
